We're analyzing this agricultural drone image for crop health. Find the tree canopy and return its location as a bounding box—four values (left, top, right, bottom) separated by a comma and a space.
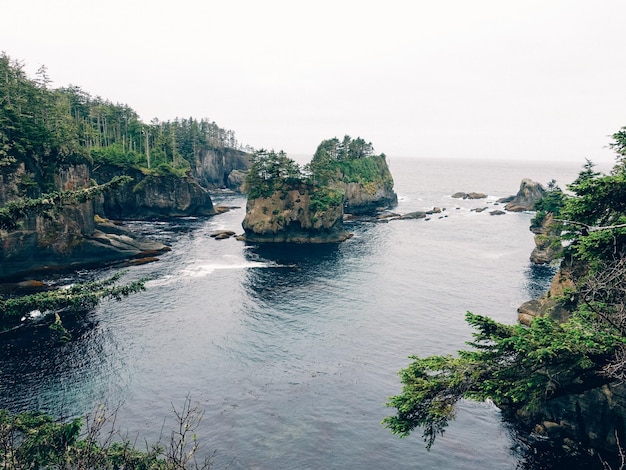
0, 53, 241, 192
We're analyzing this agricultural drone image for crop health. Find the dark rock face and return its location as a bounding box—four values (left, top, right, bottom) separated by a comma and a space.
342, 181, 398, 215
332, 154, 397, 215
0, 164, 170, 281
194, 148, 250, 189
106, 174, 215, 219
516, 382, 626, 462
92, 165, 215, 219
241, 189, 351, 243
226, 169, 247, 191
500, 178, 546, 212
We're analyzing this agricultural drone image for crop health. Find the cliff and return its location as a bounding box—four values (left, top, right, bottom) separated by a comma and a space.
193, 147, 250, 190
93, 165, 216, 219
330, 155, 398, 215
529, 212, 564, 264
0, 164, 170, 281
516, 232, 624, 461
241, 187, 351, 243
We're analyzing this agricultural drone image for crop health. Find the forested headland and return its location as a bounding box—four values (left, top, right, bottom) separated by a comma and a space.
384, 128, 626, 468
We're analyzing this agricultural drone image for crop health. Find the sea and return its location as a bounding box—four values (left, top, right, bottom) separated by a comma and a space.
0, 156, 615, 469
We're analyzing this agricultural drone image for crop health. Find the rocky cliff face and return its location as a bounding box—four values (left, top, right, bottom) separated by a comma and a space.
241, 188, 351, 243
342, 181, 398, 215
527, 382, 626, 461
529, 212, 564, 264
194, 148, 250, 190
0, 164, 170, 281
92, 165, 215, 219
334, 155, 398, 215
516, 220, 625, 459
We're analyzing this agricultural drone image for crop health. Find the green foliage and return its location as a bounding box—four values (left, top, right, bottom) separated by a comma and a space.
384, 311, 621, 448
0, 53, 242, 193
0, 272, 146, 333
0, 397, 211, 469
532, 179, 566, 227
309, 136, 392, 189
244, 149, 305, 199
559, 159, 626, 266
150, 162, 190, 178
309, 187, 344, 213
90, 143, 141, 167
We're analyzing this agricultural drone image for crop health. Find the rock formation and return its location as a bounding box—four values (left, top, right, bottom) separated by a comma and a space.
241, 187, 351, 243
0, 164, 170, 281
451, 191, 487, 200
340, 160, 398, 215
94, 165, 216, 219
529, 212, 564, 264
193, 147, 250, 190
499, 178, 546, 212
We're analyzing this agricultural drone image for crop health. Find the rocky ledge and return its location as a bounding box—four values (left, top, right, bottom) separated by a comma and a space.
0, 216, 170, 281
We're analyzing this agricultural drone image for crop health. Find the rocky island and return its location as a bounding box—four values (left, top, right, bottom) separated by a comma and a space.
240, 136, 397, 243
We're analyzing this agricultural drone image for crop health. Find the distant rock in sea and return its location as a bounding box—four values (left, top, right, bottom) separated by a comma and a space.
498, 178, 546, 212
451, 191, 487, 199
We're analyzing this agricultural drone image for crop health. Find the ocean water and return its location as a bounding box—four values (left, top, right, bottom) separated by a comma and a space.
0, 157, 612, 469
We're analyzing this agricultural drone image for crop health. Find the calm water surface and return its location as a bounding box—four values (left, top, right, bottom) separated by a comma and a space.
0, 157, 609, 469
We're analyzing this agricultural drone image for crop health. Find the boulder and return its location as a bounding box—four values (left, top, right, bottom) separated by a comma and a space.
226, 169, 247, 191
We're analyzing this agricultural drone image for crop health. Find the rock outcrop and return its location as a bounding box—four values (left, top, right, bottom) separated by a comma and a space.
499, 178, 546, 212
529, 212, 564, 264
92, 165, 216, 219
451, 191, 487, 200
193, 147, 250, 190
0, 164, 170, 281
517, 268, 574, 326
331, 155, 397, 215
342, 179, 398, 215
241, 188, 351, 243
516, 219, 623, 459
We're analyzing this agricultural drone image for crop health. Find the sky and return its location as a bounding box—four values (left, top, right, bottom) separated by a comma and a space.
2, 0, 625, 163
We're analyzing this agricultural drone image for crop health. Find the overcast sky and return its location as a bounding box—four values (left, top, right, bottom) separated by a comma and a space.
2, 0, 625, 162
